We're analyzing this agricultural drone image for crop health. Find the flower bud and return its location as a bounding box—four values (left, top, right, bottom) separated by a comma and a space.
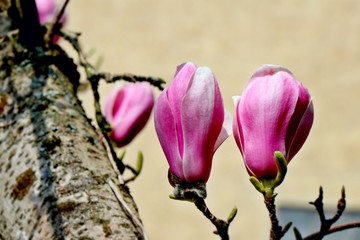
154, 62, 232, 185
103, 82, 154, 147
233, 65, 314, 179
35, 0, 67, 42
35, 0, 57, 23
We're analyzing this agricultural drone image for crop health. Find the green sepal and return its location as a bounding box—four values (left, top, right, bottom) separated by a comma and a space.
248, 151, 288, 199
169, 194, 178, 200
282, 222, 292, 235
273, 151, 287, 188
293, 227, 303, 240
168, 194, 195, 203
118, 150, 126, 162
249, 176, 265, 194
261, 179, 275, 199
135, 151, 144, 174
121, 151, 144, 183
226, 207, 238, 224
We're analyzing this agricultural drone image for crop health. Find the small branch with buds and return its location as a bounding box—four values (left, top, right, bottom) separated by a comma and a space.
309, 186, 346, 238
194, 198, 237, 240
168, 172, 237, 240
62, 30, 165, 91
249, 152, 292, 240
298, 186, 355, 240
44, 0, 69, 44
62, 29, 165, 184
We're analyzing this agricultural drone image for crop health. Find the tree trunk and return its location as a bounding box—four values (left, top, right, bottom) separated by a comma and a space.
0, 23, 145, 240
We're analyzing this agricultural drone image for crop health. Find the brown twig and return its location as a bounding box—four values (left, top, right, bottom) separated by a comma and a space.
44, 0, 70, 43
303, 221, 360, 240
264, 194, 287, 240
95, 72, 165, 91
62, 29, 165, 182
193, 198, 231, 240
62, 30, 165, 91
301, 186, 347, 240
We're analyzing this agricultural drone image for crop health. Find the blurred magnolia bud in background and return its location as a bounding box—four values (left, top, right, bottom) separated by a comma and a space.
103, 82, 155, 148
35, 0, 67, 42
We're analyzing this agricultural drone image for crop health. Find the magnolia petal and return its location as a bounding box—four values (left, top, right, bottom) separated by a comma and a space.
232, 96, 243, 153
167, 62, 197, 157
234, 101, 257, 176
117, 100, 153, 146
103, 86, 120, 124
250, 64, 293, 81
108, 83, 154, 146
112, 83, 153, 126
214, 109, 232, 151
232, 100, 243, 154
287, 100, 314, 161
239, 70, 299, 178
154, 91, 184, 179
36, 0, 57, 23
285, 81, 313, 156
182, 67, 223, 182
232, 95, 241, 107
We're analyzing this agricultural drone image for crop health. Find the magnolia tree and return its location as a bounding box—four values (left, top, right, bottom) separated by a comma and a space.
0, 0, 359, 239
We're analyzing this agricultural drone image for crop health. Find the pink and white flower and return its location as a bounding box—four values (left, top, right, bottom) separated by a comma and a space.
233, 64, 314, 179
154, 62, 232, 184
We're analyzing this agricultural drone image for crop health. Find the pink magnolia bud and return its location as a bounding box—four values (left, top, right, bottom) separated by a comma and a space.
103, 82, 155, 147
154, 62, 232, 184
35, 0, 67, 42
233, 65, 314, 179
35, 0, 57, 23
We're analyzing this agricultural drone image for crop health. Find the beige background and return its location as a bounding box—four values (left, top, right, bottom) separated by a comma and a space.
61, 0, 360, 239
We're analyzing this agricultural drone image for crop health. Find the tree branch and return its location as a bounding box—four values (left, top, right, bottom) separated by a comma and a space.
0, 27, 145, 240
303, 221, 360, 240
301, 186, 348, 240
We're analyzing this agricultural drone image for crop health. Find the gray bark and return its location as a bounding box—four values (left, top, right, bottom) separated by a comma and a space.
0, 38, 145, 239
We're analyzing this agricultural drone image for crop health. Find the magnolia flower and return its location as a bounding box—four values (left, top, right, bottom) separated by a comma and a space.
233, 64, 314, 179
154, 62, 232, 184
103, 82, 154, 147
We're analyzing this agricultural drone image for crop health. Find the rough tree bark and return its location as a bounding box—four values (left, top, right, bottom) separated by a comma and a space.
0, 1, 145, 239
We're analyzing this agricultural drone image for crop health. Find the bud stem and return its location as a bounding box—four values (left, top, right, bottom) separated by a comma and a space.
264, 194, 283, 240
249, 152, 289, 240
193, 198, 231, 240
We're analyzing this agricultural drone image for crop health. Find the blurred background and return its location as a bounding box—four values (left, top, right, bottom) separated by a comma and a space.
60, 0, 360, 239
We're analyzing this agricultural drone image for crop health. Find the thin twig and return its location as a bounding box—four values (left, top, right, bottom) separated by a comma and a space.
264, 195, 284, 240
63, 30, 128, 176
303, 221, 360, 240
193, 198, 230, 240
63, 30, 165, 183
62, 30, 165, 91
96, 72, 165, 91
302, 186, 347, 240
88, 73, 127, 174
44, 0, 70, 43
